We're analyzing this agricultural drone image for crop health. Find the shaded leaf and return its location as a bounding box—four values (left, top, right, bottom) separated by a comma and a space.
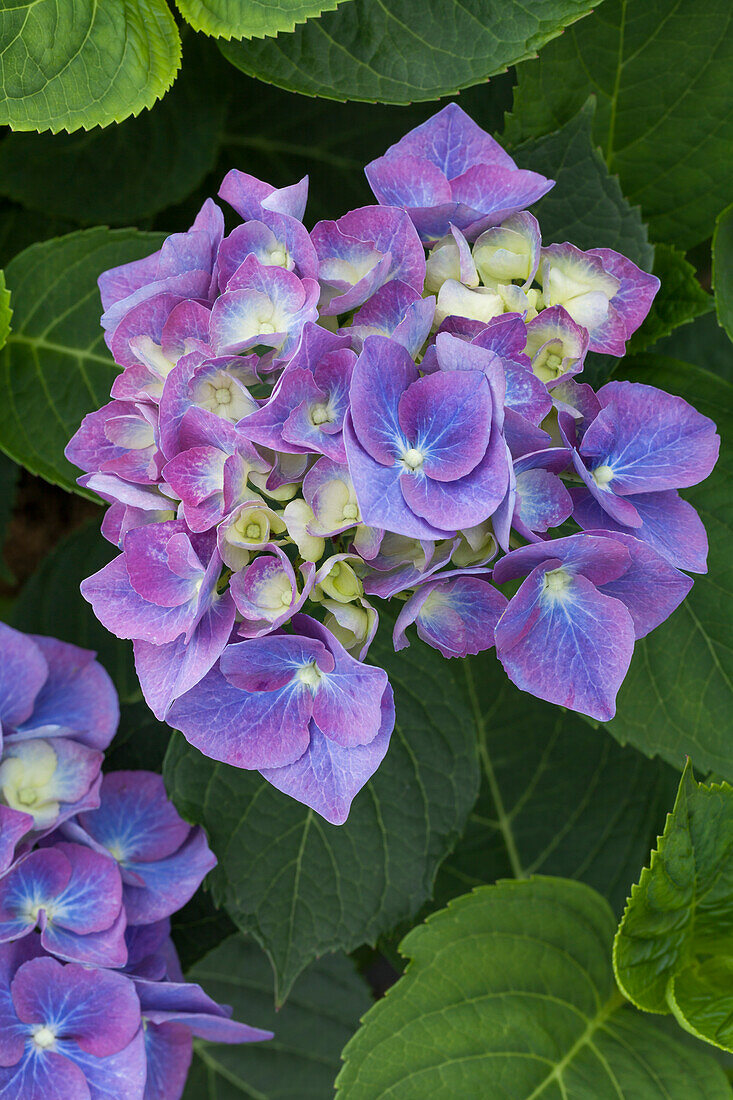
10, 520, 138, 704
649, 312, 733, 385
0, 451, 18, 585
164, 630, 480, 1003
714, 203, 733, 344
434, 658, 676, 917
506, 0, 733, 249
176, 0, 353, 40
604, 358, 733, 780
338, 878, 732, 1098
171, 891, 236, 974
0, 203, 77, 268
0, 228, 164, 494
514, 100, 653, 269
629, 244, 713, 354
0, 0, 181, 134
614, 764, 733, 1052
183, 935, 371, 1099
0, 36, 227, 226
221, 0, 599, 105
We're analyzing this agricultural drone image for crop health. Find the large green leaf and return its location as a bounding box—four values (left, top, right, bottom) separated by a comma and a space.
514, 101, 653, 269
10, 521, 138, 704
434, 658, 676, 917
604, 358, 733, 780
183, 935, 371, 1099
505, 0, 733, 249
0, 228, 164, 493
649, 312, 733, 386
628, 244, 713, 354
220, 0, 599, 105
221, 77, 515, 224
0, 37, 226, 226
0, 270, 10, 352
164, 631, 480, 1003
337, 878, 732, 1098
0, 0, 181, 134
614, 764, 733, 1052
176, 0, 353, 40
714, 203, 733, 344
0, 451, 18, 585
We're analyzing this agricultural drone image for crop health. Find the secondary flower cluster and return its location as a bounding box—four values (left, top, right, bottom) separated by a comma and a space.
67, 104, 719, 825
0, 622, 270, 1100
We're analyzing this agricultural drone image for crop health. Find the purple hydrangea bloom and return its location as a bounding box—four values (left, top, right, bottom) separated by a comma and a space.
0, 841, 127, 967
0, 941, 146, 1100
493, 532, 692, 719
365, 103, 554, 243
311, 205, 425, 315
345, 334, 509, 538
62, 771, 216, 927
167, 616, 393, 824
393, 571, 507, 658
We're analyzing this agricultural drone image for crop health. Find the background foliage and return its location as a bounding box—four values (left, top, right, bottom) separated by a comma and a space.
0, 1, 732, 1096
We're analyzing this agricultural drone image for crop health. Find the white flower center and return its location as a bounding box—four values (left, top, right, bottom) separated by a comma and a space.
296, 662, 323, 691
401, 447, 424, 472
32, 1026, 56, 1050
592, 464, 614, 488
543, 567, 572, 600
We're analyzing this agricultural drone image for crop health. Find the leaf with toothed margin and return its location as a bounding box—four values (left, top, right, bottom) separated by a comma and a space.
713, 203, 733, 346
337, 877, 732, 1099
175, 0, 354, 40
0, 0, 181, 134
513, 100, 653, 270
220, 0, 600, 105
602, 359, 733, 782
0, 228, 165, 495
163, 624, 480, 1004
433, 656, 677, 918
614, 763, 733, 1054
182, 934, 371, 1098
505, 0, 733, 250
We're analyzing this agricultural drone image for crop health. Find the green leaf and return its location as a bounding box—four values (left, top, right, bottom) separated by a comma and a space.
0, 37, 227, 226
604, 358, 733, 780
0, 270, 10, 352
171, 891, 236, 973
714, 203, 733, 344
0, 228, 165, 494
183, 935, 371, 1099
163, 630, 480, 1003
221, 76, 515, 224
10, 520, 138, 704
628, 244, 713, 354
514, 100, 653, 269
337, 877, 732, 1098
669, 959, 733, 1053
0, 203, 77, 269
505, 0, 733, 249
434, 659, 676, 917
0, 451, 18, 585
649, 312, 733, 386
176, 0, 353, 40
614, 764, 733, 1052
0, 0, 181, 134
220, 0, 599, 105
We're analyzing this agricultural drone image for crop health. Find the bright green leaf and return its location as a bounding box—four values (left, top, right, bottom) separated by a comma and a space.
0, 270, 10, 352
0, 36, 227, 225
713, 203, 733, 344
505, 0, 733, 249
604, 358, 733, 780
10, 521, 138, 704
434, 658, 676, 916
183, 936, 371, 1098
629, 244, 713, 354
163, 631, 480, 1003
514, 100, 653, 269
0, 0, 181, 134
176, 0, 353, 40
221, 0, 599, 105
669, 959, 733, 1053
614, 764, 733, 1052
338, 878, 732, 1098
0, 228, 164, 494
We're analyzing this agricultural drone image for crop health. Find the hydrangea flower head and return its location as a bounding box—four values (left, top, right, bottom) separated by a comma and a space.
65, 105, 719, 825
